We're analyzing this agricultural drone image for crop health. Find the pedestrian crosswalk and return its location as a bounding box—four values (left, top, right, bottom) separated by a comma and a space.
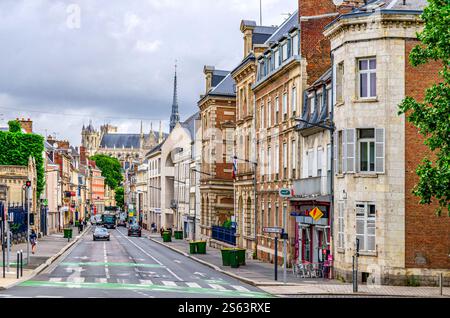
44, 277, 251, 292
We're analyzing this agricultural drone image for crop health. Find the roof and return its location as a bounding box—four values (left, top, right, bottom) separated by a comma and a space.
253, 25, 278, 45
231, 52, 256, 76
209, 73, 236, 97
211, 69, 229, 87
181, 112, 200, 139
265, 11, 299, 45
326, 0, 427, 29
146, 142, 164, 157
100, 134, 141, 149
308, 68, 332, 89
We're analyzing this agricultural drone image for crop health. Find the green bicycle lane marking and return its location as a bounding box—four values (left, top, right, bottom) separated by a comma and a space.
19, 280, 273, 298
60, 262, 165, 268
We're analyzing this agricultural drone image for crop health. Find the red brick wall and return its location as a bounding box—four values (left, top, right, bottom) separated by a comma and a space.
299, 0, 337, 85
404, 39, 450, 269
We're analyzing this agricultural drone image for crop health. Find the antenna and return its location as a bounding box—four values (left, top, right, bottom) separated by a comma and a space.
260, 0, 263, 26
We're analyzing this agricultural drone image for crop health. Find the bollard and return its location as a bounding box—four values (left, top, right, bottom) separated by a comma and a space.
16, 251, 19, 279
20, 250, 23, 277
439, 273, 443, 296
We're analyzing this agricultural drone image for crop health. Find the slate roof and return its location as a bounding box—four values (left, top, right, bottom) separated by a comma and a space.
265, 11, 299, 45
212, 69, 229, 87
253, 26, 278, 45
181, 112, 200, 140
100, 134, 141, 149
326, 0, 427, 29
209, 73, 236, 97
308, 68, 332, 89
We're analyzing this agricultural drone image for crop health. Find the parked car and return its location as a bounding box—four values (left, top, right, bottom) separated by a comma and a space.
93, 227, 110, 241
128, 224, 142, 237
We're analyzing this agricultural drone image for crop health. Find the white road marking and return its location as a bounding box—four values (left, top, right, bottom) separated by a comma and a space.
49, 277, 62, 282
103, 242, 110, 279
186, 282, 201, 289
67, 277, 85, 283
231, 285, 250, 292
116, 228, 183, 282
162, 281, 177, 287
95, 278, 107, 283
174, 260, 181, 264
194, 272, 206, 277
208, 284, 226, 291
116, 279, 129, 284
139, 280, 153, 285
35, 295, 63, 298
0, 294, 12, 298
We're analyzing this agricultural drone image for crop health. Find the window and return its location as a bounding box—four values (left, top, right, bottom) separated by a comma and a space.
282, 42, 288, 61
268, 203, 272, 227
268, 101, 272, 127
292, 87, 297, 116
275, 144, 279, 179
291, 140, 297, 178
338, 131, 343, 174
327, 88, 332, 114
282, 93, 288, 119
261, 203, 265, 229
358, 129, 375, 172
268, 54, 273, 72
274, 49, 280, 68
308, 149, 314, 178
275, 205, 279, 227
275, 97, 279, 124
336, 62, 344, 103
358, 58, 377, 98
356, 203, 376, 252
260, 146, 265, 178
317, 147, 323, 177
309, 96, 315, 115
292, 33, 299, 56
267, 147, 271, 181
260, 104, 265, 129
283, 143, 287, 178
317, 93, 323, 113
327, 144, 331, 172
338, 202, 345, 249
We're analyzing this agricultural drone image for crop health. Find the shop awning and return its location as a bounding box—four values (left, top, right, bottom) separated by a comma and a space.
290, 195, 331, 204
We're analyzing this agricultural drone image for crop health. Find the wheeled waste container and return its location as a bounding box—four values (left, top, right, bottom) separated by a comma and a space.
196, 241, 207, 254
229, 249, 240, 268
162, 231, 172, 243
221, 248, 232, 266
189, 242, 197, 254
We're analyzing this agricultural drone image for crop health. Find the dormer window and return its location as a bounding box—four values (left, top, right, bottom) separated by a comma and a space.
282, 41, 288, 62
291, 32, 299, 56
274, 49, 280, 69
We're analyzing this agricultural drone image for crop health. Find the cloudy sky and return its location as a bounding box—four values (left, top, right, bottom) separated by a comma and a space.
0, 0, 297, 145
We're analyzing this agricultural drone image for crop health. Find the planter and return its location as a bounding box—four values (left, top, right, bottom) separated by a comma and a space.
162, 231, 172, 243
221, 248, 232, 266
196, 241, 207, 254
189, 242, 197, 254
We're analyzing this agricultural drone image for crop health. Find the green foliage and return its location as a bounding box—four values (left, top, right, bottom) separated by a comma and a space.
406, 275, 420, 287
115, 186, 125, 210
222, 219, 232, 229
0, 130, 45, 198
8, 120, 22, 133
398, 0, 450, 216
90, 154, 123, 190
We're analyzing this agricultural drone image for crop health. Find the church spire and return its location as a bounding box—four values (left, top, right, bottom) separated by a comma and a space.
169, 60, 180, 133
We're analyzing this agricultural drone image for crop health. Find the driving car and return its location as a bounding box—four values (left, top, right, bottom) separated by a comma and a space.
93, 227, 110, 241
128, 223, 142, 237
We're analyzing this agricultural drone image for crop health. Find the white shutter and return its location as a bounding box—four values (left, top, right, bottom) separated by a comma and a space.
346, 128, 356, 173
342, 130, 348, 173
375, 128, 385, 174
334, 131, 338, 175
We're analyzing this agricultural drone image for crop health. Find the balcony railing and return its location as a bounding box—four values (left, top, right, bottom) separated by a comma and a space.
294, 171, 331, 197
212, 226, 236, 246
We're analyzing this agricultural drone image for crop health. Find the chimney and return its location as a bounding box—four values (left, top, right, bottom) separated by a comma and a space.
336, 0, 366, 14
203, 65, 215, 93
17, 118, 33, 134
80, 146, 87, 165
240, 20, 257, 57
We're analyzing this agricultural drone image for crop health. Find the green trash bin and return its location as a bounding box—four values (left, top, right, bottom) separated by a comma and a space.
75, 221, 80, 227
162, 231, 172, 243
221, 248, 233, 266
175, 231, 183, 240
189, 242, 197, 254
229, 249, 240, 268
63, 228, 73, 241
196, 241, 207, 254
236, 249, 246, 265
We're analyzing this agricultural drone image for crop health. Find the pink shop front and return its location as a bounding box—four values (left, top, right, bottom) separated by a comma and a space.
290, 198, 332, 278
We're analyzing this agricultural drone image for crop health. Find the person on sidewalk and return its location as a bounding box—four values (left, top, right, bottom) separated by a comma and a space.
30, 229, 37, 254
78, 219, 84, 233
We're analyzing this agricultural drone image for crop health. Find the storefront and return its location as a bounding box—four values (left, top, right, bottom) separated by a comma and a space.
290, 198, 332, 277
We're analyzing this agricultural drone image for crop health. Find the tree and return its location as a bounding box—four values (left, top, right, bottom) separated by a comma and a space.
398, 0, 450, 216
115, 187, 125, 210
90, 154, 123, 190
8, 120, 22, 133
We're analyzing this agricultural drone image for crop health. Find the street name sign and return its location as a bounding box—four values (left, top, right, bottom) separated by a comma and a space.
279, 189, 293, 198
263, 227, 283, 234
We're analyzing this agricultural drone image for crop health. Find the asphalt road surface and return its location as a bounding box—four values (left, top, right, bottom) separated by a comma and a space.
0, 227, 271, 298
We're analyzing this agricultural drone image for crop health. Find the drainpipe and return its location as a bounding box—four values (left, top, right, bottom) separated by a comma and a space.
330, 52, 336, 279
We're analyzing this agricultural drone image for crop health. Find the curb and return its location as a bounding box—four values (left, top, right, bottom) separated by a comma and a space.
148, 237, 291, 287
0, 225, 92, 290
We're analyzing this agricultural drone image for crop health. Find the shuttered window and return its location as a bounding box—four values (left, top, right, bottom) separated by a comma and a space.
338, 202, 345, 249
375, 128, 385, 173
356, 203, 376, 252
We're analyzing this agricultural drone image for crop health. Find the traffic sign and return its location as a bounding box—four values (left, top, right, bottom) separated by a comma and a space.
279, 189, 293, 198
310, 207, 324, 221
263, 227, 283, 234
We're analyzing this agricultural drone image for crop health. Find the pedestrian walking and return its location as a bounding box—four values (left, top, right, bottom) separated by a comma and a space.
78, 219, 83, 233
30, 229, 37, 254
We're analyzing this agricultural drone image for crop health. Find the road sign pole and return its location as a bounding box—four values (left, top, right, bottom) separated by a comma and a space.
27, 186, 31, 265
274, 236, 278, 281
283, 236, 287, 284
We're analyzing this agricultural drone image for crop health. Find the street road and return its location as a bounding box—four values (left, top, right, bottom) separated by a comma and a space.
0, 227, 271, 298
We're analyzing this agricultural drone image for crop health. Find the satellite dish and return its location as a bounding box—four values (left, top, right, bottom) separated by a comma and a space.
333, 0, 344, 5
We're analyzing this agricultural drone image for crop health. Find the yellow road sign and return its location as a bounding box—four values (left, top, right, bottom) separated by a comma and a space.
310, 207, 324, 221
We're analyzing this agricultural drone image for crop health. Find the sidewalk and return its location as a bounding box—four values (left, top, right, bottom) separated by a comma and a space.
147, 232, 449, 298
0, 225, 90, 290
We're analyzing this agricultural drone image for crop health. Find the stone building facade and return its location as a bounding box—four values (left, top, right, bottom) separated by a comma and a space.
324, 0, 449, 286
232, 20, 276, 252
